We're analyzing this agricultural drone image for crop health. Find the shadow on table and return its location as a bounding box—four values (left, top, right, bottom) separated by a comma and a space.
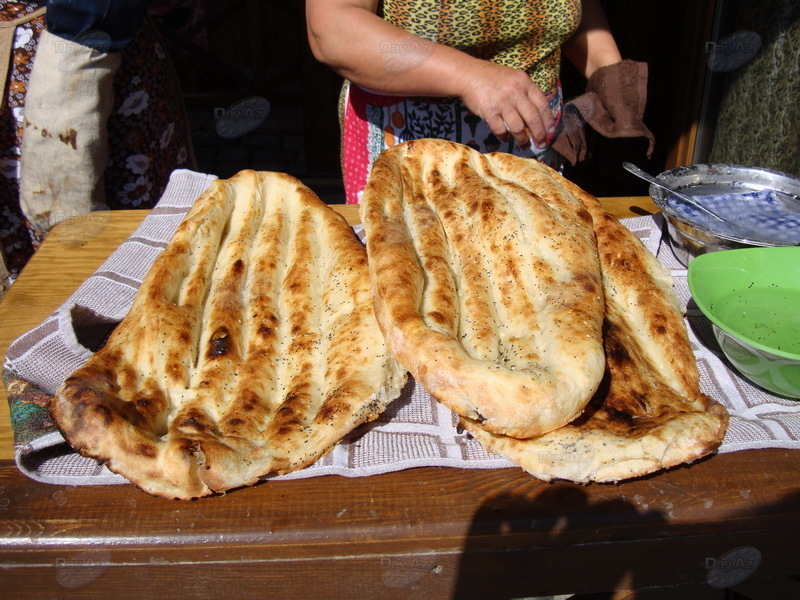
452, 484, 800, 600
451, 484, 661, 599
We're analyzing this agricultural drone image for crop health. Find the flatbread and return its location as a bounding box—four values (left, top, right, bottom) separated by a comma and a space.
462, 179, 729, 482
51, 170, 407, 499
362, 139, 728, 482
360, 139, 607, 439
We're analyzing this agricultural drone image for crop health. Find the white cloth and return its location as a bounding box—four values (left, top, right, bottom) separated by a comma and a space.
19, 29, 121, 235
5, 169, 800, 487
666, 189, 800, 245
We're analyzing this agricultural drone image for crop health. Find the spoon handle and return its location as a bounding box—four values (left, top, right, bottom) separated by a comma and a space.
622, 162, 728, 224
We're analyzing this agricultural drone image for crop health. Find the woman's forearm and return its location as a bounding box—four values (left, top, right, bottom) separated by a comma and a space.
561, 0, 622, 79
306, 0, 472, 97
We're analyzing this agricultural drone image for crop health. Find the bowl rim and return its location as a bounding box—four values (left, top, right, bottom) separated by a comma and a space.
688, 247, 800, 361
649, 163, 800, 247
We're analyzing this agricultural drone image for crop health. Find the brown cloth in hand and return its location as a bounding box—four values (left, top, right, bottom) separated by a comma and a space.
552, 59, 656, 165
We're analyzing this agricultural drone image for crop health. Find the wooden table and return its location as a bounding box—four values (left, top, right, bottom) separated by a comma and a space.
1, 200, 799, 599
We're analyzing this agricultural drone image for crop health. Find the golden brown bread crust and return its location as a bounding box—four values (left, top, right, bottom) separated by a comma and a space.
360, 139, 606, 438
462, 167, 729, 482
51, 170, 407, 499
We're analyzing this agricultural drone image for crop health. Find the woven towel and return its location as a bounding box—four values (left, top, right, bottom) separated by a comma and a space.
666, 189, 800, 245
552, 60, 656, 165
4, 169, 800, 487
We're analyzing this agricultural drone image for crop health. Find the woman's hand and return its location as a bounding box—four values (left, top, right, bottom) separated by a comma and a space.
456, 60, 555, 149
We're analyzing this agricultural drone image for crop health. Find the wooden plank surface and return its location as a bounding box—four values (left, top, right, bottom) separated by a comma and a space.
0, 447, 798, 598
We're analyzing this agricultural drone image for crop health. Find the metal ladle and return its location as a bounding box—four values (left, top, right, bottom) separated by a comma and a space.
622, 162, 730, 225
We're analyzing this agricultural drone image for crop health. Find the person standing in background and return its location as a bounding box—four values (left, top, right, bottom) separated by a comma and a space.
19, 0, 152, 235
0, 0, 193, 294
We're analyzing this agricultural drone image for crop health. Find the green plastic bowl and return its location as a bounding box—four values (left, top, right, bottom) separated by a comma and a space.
688, 246, 800, 399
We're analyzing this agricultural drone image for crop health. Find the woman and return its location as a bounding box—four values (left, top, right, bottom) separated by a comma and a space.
306, 0, 625, 204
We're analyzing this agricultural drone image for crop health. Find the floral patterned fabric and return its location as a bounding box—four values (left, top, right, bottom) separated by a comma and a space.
3, 366, 54, 449
341, 82, 564, 204
0, 1, 193, 282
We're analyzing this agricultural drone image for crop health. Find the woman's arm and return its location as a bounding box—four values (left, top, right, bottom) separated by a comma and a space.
306, 0, 556, 147
561, 0, 622, 79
